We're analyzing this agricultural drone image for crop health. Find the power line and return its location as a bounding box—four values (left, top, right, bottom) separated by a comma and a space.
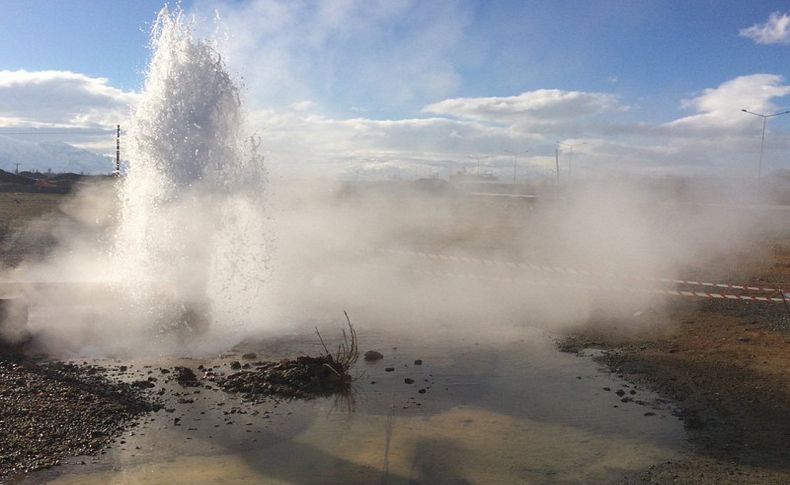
0, 130, 117, 135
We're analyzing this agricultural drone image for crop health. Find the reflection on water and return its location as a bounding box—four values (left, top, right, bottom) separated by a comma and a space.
27, 328, 684, 484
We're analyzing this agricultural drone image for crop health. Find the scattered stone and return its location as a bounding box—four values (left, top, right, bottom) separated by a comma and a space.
242, 353, 257, 360
173, 367, 200, 387
404, 378, 415, 384
131, 380, 155, 389
615, 389, 626, 396
385, 367, 395, 372
644, 412, 656, 417
230, 361, 242, 370
414, 359, 423, 365
418, 388, 426, 394
364, 350, 384, 362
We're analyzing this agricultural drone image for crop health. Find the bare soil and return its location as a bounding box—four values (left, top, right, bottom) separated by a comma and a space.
559, 238, 790, 483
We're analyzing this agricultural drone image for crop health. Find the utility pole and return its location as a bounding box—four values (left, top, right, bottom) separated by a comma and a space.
115, 124, 121, 176
14, 163, 20, 175
741, 108, 790, 179
555, 147, 560, 186
556, 141, 586, 179
503, 149, 529, 186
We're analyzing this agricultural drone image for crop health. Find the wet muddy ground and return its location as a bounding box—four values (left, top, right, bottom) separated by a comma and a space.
12, 330, 684, 484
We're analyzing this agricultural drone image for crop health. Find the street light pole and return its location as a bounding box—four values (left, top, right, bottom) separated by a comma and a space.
555, 147, 560, 186
556, 141, 586, 179
741, 108, 790, 179
504, 149, 528, 185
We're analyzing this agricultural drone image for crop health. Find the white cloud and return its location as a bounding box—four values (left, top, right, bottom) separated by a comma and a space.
193, 0, 468, 112
290, 100, 315, 112
665, 74, 790, 132
740, 12, 790, 45
3, 63, 787, 178
251, 108, 527, 168
0, 70, 138, 128
423, 89, 625, 123
248, 74, 790, 180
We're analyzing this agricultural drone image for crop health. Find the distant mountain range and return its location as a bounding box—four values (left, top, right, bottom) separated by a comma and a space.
0, 135, 113, 175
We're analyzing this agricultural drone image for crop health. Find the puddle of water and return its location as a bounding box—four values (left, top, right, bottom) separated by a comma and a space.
24, 328, 684, 484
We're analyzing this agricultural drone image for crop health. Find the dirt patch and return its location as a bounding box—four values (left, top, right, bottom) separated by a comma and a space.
559, 269, 790, 483
559, 238, 790, 483
214, 355, 353, 401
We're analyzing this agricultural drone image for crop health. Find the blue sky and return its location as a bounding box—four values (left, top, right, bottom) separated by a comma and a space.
0, 1, 789, 178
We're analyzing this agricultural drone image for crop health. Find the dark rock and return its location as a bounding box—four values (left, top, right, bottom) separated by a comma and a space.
385, 367, 395, 372
230, 361, 242, 370
173, 367, 200, 387
131, 380, 155, 389
364, 350, 384, 361
242, 353, 257, 360
413, 359, 423, 365
615, 389, 626, 396
404, 378, 415, 384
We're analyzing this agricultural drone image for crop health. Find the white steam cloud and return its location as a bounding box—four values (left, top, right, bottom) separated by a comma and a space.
2, 7, 786, 360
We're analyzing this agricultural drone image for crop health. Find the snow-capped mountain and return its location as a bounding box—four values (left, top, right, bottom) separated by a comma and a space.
0, 135, 113, 174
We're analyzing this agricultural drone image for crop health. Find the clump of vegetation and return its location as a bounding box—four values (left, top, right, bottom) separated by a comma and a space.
314, 311, 359, 380
215, 312, 359, 401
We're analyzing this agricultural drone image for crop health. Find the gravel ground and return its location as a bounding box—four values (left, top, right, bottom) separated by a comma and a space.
0, 348, 160, 482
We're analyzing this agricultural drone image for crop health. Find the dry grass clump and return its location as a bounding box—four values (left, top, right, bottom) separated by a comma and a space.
314, 311, 359, 380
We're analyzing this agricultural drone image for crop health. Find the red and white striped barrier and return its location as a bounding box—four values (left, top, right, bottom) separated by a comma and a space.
365, 248, 789, 304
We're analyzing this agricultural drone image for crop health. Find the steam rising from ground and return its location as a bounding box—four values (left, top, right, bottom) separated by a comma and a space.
259, 178, 770, 344
3, 8, 784, 357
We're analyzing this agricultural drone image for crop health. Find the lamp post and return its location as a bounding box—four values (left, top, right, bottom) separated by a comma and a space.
741, 108, 790, 179
555, 147, 560, 186
503, 149, 529, 185
468, 155, 489, 177
556, 141, 586, 179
